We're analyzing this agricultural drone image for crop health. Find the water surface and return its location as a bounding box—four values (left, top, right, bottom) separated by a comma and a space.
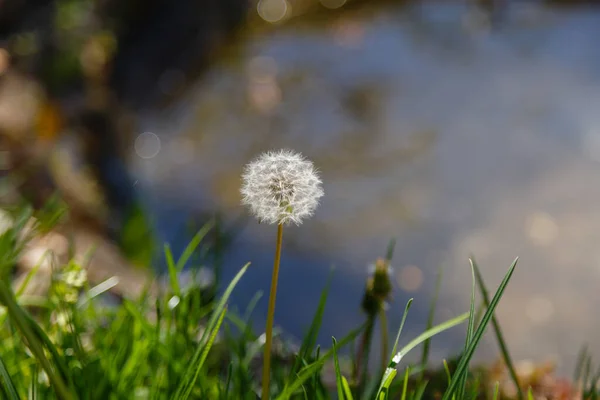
131, 3, 600, 373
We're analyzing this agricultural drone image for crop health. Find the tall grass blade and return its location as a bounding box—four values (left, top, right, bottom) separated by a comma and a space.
583, 355, 592, 391
376, 312, 469, 398
21, 311, 74, 389
527, 387, 534, 400
456, 262, 476, 400
472, 256, 523, 400
172, 262, 250, 400
412, 381, 428, 400
400, 367, 410, 400
442, 359, 452, 386
0, 352, 18, 400
492, 381, 500, 400
396, 312, 469, 362
176, 220, 214, 271
289, 270, 333, 381
276, 323, 366, 400
390, 299, 414, 361
180, 306, 227, 400
421, 267, 442, 373
30, 363, 39, 400
222, 363, 233, 400
589, 363, 600, 393
385, 239, 396, 262
574, 345, 588, 384
341, 376, 353, 400
0, 281, 75, 400
15, 250, 49, 297
441, 257, 518, 400
164, 244, 181, 296
332, 337, 344, 400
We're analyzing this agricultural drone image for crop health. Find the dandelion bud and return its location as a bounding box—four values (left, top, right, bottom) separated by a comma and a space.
240, 149, 323, 226
361, 258, 393, 316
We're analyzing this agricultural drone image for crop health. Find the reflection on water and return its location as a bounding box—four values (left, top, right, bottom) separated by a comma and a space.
131, 3, 600, 373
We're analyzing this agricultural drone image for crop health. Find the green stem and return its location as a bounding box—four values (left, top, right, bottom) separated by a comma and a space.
379, 306, 388, 373
353, 315, 375, 392
0, 280, 75, 400
261, 223, 283, 400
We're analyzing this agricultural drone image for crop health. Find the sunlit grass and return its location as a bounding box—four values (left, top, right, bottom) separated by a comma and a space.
0, 203, 591, 399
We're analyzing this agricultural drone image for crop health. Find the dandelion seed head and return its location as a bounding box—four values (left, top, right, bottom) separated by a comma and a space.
241, 149, 323, 225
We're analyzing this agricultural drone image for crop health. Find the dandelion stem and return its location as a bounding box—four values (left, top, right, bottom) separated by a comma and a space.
379, 305, 389, 373
353, 314, 375, 391
261, 223, 283, 400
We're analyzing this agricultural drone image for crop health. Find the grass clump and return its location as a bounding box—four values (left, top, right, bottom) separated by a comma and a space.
0, 201, 590, 399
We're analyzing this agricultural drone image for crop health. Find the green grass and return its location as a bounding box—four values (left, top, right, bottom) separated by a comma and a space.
0, 203, 591, 399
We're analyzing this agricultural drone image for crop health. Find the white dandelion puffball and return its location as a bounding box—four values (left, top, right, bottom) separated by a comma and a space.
241, 149, 323, 225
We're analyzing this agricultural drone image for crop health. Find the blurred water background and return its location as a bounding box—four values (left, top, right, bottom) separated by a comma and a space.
4, 0, 600, 375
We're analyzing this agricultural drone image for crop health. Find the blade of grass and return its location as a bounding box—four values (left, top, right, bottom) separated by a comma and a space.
30, 363, 39, 400
376, 312, 469, 399
574, 345, 588, 384
341, 377, 354, 400
15, 250, 49, 297
400, 367, 410, 400
21, 311, 74, 390
332, 338, 345, 400
396, 312, 469, 362
492, 381, 500, 400
442, 359, 452, 386
310, 346, 322, 398
222, 363, 233, 400
0, 280, 75, 400
176, 220, 214, 271
468, 376, 481, 399
456, 262, 476, 400
357, 315, 375, 395
289, 269, 334, 381
172, 262, 250, 400
472, 256, 523, 400
385, 239, 396, 262
583, 355, 592, 391
411, 381, 428, 400
164, 244, 181, 296
421, 267, 442, 374
377, 367, 397, 400
244, 291, 264, 323
589, 363, 600, 393
441, 257, 519, 400
276, 323, 366, 400
527, 387, 534, 400
391, 299, 414, 359
178, 306, 228, 400
0, 352, 18, 400
379, 306, 389, 373
363, 297, 412, 400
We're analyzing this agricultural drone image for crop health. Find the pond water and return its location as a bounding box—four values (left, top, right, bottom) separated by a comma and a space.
130, 2, 600, 374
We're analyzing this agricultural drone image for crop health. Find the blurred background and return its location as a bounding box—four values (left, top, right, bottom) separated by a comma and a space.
2, 0, 600, 376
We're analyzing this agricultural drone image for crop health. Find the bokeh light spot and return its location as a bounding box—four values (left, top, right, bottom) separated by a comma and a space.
135, 132, 161, 159
247, 56, 281, 113
396, 265, 424, 292
526, 211, 559, 247
257, 0, 290, 24
331, 18, 365, 48
320, 0, 347, 10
